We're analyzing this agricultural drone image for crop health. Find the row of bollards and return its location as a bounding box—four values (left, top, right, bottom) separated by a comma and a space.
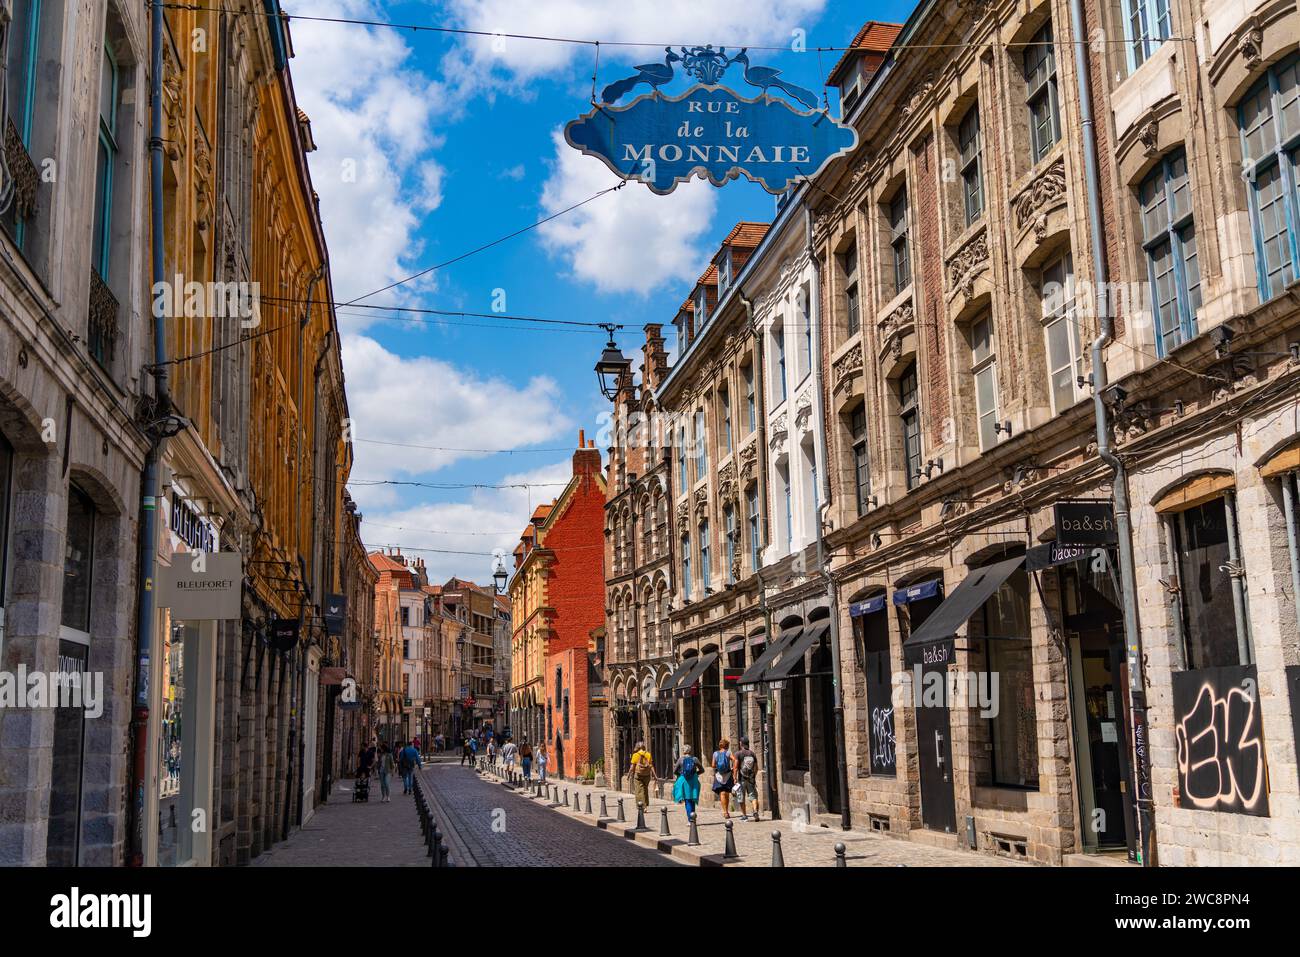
412, 775, 452, 867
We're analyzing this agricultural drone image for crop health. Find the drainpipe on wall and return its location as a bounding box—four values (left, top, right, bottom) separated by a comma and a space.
128, 0, 175, 867
806, 206, 852, 831
1070, 0, 1154, 866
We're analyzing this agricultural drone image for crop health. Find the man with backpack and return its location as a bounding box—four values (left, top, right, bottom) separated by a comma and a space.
733, 736, 760, 822
398, 740, 422, 794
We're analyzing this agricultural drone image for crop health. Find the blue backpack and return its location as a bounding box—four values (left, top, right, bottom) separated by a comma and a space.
679, 755, 696, 776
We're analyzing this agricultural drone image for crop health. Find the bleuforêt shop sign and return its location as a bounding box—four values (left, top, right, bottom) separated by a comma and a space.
565, 45, 857, 195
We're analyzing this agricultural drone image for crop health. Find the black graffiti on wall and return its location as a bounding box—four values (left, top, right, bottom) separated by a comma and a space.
1171, 665, 1269, 816
870, 706, 896, 773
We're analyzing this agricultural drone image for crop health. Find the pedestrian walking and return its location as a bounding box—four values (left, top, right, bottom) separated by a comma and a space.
461, 737, 473, 766
487, 736, 498, 766
628, 741, 657, 810
501, 737, 518, 772
672, 746, 702, 823
711, 738, 735, 819
376, 742, 394, 802
733, 736, 760, 821
520, 740, 534, 783
536, 742, 549, 784
399, 739, 422, 793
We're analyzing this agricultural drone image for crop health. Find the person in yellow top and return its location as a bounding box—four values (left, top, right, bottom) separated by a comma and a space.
628, 741, 657, 809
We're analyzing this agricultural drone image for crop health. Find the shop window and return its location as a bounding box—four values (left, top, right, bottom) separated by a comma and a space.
1239, 55, 1300, 302
1168, 495, 1250, 669
888, 189, 911, 296
958, 103, 984, 225
1139, 149, 1200, 354
980, 564, 1038, 788
1124, 0, 1171, 72
789, 656, 809, 770
858, 605, 895, 775
1023, 20, 1061, 164
61, 486, 96, 633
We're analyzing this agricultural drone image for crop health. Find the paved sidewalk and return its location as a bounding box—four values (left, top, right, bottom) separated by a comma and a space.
478, 760, 1029, 867
251, 776, 431, 867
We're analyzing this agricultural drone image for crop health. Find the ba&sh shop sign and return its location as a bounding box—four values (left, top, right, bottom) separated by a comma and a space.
565, 46, 857, 195
1054, 500, 1117, 546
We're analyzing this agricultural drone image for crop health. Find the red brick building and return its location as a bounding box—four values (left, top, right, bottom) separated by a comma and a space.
508, 433, 607, 779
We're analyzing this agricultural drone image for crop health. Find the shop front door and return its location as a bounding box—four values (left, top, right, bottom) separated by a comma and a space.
1069, 627, 1136, 853
915, 660, 956, 832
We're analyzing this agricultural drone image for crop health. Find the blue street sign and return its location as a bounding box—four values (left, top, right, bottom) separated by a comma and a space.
565, 46, 857, 195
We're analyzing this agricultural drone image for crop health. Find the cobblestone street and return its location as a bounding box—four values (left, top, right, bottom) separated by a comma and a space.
251, 776, 432, 867
474, 761, 1031, 867
420, 758, 681, 867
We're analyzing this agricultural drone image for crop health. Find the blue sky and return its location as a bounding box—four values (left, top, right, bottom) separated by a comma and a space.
288, 0, 917, 583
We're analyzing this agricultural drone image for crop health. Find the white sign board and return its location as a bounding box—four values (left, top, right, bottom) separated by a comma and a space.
158, 553, 242, 620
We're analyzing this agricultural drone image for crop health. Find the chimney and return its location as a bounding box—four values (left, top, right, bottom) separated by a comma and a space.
573, 429, 601, 479
643, 324, 669, 390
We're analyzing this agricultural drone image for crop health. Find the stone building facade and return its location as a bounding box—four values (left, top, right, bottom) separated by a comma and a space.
601, 0, 1300, 866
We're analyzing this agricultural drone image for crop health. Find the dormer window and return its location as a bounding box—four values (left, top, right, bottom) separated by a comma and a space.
718, 251, 731, 292
697, 287, 708, 326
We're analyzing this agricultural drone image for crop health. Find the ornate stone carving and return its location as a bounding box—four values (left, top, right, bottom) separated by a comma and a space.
1137, 112, 1159, 157
768, 414, 788, 456
676, 500, 689, 532
954, 0, 995, 23
692, 487, 709, 521
832, 343, 863, 394
88, 268, 119, 363
794, 389, 814, 434
947, 230, 989, 299
4, 118, 38, 221
900, 72, 935, 117
1238, 18, 1263, 66
717, 461, 738, 505
738, 440, 758, 484
194, 136, 213, 232
1013, 157, 1067, 240
878, 300, 914, 361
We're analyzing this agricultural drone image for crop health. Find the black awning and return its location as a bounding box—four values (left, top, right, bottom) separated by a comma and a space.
662, 659, 695, 693
738, 624, 801, 684
676, 651, 718, 695
903, 555, 1026, 665
764, 621, 831, 681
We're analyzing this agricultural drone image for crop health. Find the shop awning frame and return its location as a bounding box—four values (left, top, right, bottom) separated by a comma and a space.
902, 555, 1027, 662
738, 624, 802, 684
662, 659, 695, 694
850, 594, 888, 616
893, 578, 941, 606
763, 621, 831, 682
675, 651, 718, 695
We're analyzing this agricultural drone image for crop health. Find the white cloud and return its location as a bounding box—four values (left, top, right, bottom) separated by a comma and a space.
359, 458, 580, 584
437, 0, 829, 99
342, 333, 575, 479
500, 164, 526, 180
536, 130, 718, 295
290, 1, 447, 318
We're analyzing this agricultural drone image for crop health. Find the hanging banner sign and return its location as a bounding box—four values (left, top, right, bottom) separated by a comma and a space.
565, 46, 857, 195
157, 553, 242, 620
1054, 500, 1118, 546
324, 593, 346, 635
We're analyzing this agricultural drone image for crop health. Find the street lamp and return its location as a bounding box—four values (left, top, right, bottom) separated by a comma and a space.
492, 555, 508, 595
594, 325, 630, 401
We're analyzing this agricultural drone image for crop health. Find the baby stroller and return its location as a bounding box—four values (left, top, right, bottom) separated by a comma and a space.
353, 768, 371, 802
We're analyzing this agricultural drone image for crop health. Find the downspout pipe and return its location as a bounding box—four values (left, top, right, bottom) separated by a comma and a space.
129, 0, 174, 866
806, 206, 852, 831
1070, 0, 1154, 866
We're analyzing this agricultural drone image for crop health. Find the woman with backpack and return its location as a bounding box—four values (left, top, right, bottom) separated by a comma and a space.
628, 740, 657, 810
711, 738, 735, 819
672, 745, 702, 823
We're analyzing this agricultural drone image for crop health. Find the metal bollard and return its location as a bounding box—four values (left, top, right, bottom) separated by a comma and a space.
432, 827, 442, 865
723, 820, 738, 859
599, 794, 608, 818
439, 842, 450, 867
573, 790, 580, 811
771, 831, 785, 867
585, 792, 592, 814
562, 787, 569, 806
617, 798, 626, 823
659, 806, 671, 837
688, 814, 700, 846
834, 842, 847, 868
635, 804, 647, 831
